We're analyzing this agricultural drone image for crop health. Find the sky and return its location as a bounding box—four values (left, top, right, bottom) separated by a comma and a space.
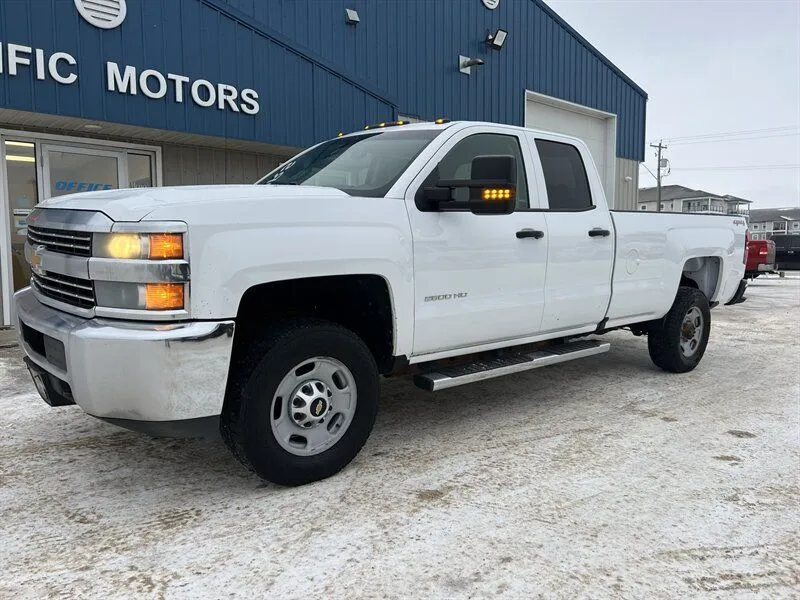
544, 0, 800, 209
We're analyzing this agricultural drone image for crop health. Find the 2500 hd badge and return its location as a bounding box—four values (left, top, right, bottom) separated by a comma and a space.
425, 292, 469, 302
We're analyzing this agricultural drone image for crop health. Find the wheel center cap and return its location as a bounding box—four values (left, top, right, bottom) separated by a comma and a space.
289, 379, 332, 427
310, 398, 327, 417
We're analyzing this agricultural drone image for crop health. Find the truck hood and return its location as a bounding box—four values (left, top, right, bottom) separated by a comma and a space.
37, 184, 351, 222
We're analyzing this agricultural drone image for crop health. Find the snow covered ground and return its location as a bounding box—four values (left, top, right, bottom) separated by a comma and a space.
1, 277, 798, 598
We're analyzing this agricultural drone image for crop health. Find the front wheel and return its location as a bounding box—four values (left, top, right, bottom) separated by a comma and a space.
648, 286, 711, 373
221, 319, 379, 486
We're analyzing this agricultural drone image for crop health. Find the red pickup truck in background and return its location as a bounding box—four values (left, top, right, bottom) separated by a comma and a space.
745, 239, 777, 279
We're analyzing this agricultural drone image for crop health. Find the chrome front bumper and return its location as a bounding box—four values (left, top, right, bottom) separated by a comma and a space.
15, 287, 234, 425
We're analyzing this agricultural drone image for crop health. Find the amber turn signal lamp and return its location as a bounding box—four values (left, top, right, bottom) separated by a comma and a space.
149, 234, 184, 259
145, 283, 184, 310
482, 188, 514, 201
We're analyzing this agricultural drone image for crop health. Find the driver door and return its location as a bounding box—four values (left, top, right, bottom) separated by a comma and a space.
405, 127, 549, 356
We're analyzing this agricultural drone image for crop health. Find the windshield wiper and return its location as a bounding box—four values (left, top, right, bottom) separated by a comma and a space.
266, 181, 299, 185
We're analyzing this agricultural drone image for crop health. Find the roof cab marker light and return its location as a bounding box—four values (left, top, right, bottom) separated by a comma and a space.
356, 118, 448, 134
364, 120, 410, 130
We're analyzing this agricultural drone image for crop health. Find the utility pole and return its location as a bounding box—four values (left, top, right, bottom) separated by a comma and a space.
650, 140, 668, 212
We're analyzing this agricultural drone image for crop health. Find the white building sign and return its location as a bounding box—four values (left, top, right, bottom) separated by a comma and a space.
0, 42, 260, 115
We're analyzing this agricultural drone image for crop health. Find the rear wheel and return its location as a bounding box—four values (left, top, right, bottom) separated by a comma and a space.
648, 286, 711, 373
221, 319, 379, 486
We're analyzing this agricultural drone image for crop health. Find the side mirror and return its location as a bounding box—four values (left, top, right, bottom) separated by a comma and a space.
421, 154, 517, 215
468, 155, 516, 215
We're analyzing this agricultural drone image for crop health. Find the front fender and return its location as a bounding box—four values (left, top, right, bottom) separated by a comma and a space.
152, 198, 415, 357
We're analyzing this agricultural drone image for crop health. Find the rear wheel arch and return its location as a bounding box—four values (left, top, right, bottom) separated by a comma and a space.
681, 256, 721, 300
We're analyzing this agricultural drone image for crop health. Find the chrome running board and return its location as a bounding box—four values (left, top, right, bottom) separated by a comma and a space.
413, 340, 610, 391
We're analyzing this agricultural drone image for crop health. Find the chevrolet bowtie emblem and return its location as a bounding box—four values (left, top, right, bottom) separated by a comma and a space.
30, 245, 45, 276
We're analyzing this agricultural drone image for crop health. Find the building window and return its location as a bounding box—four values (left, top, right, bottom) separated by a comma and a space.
752, 224, 759, 230
640, 205, 647, 210
793, 222, 799, 229
773, 221, 787, 231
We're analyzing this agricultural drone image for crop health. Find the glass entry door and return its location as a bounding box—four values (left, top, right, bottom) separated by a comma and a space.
3, 140, 38, 291
41, 145, 126, 199
2, 134, 159, 324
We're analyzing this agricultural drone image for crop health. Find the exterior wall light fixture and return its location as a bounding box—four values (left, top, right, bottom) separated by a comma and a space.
345, 9, 360, 25
459, 56, 485, 75
486, 28, 508, 50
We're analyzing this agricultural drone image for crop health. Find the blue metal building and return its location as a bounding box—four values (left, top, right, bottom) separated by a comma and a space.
0, 0, 647, 323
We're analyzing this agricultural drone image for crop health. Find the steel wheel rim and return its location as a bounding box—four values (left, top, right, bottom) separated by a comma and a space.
680, 306, 704, 357
270, 357, 357, 456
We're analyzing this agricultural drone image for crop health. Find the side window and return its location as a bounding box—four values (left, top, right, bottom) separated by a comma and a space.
419, 133, 529, 210
535, 139, 593, 211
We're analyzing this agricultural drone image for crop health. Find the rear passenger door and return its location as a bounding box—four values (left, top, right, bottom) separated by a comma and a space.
528, 136, 614, 333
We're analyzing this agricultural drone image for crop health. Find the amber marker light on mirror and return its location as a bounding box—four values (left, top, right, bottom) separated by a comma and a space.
482, 188, 513, 201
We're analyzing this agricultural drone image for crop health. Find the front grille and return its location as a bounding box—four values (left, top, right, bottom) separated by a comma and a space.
31, 271, 96, 309
27, 225, 92, 257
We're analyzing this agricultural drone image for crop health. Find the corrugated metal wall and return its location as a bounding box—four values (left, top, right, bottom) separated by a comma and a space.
0, 0, 395, 150
0, 0, 646, 160
213, 0, 647, 160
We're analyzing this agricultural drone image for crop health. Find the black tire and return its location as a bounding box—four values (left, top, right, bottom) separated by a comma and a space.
647, 286, 711, 373
220, 319, 379, 486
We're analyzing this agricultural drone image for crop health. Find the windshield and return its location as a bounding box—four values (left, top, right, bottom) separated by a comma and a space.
258, 129, 441, 197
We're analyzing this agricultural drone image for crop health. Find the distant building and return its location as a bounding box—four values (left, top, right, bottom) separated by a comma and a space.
747, 207, 800, 240
638, 185, 751, 216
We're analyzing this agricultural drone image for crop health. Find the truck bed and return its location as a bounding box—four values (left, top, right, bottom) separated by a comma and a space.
605, 211, 747, 327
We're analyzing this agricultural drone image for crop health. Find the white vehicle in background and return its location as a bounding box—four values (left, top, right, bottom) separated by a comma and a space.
15, 120, 747, 485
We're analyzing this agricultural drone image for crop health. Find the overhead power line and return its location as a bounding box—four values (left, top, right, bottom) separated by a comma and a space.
671, 164, 800, 172
663, 126, 799, 143
668, 132, 800, 146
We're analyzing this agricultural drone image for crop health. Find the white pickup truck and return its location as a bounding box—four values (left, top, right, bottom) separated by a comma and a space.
15, 120, 747, 485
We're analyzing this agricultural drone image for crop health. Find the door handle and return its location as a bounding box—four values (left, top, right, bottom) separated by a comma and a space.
516, 229, 545, 239
588, 228, 611, 238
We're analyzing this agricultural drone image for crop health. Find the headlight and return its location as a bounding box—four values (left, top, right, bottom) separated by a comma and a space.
94, 233, 184, 260
90, 225, 189, 315
95, 282, 185, 311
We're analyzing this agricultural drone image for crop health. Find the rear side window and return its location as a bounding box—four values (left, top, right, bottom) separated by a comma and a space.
535, 139, 593, 210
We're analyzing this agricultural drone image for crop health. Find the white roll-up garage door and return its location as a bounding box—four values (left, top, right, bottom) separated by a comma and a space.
524, 91, 617, 207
